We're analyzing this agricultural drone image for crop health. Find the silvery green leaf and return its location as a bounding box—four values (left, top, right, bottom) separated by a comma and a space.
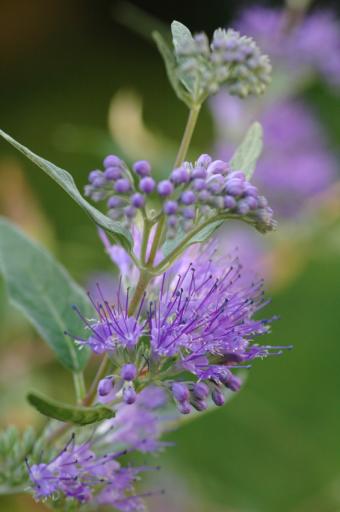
153, 31, 192, 107
0, 218, 91, 371
171, 20, 195, 56
27, 392, 115, 425
230, 122, 263, 180
0, 129, 133, 252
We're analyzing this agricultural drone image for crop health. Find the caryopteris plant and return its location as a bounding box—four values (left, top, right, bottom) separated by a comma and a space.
0, 21, 291, 510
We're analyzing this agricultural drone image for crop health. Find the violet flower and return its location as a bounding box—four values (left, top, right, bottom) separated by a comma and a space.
26, 434, 158, 509
71, 242, 291, 415
211, 94, 336, 217
236, 7, 340, 86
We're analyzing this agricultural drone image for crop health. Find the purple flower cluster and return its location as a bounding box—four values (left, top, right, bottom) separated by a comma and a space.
26, 434, 157, 510
174, 27, 271, 100
236, 7, 340, 86
211, 94, 336, 217
72, 243, 290, 415
85, 153, 276, 237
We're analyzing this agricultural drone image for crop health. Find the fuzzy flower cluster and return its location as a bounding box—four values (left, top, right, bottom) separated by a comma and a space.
211, 94, 336, 217
236, 7, 340, 86
175, 27, 271, 101
84, 153, 276, 236
72, 244, 290, 415
26, 434, 159, 510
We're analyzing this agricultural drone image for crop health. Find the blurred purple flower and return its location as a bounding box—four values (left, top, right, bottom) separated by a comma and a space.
237, 7, 340, 86
211, 93, 337, 216
26, 434, 157, 509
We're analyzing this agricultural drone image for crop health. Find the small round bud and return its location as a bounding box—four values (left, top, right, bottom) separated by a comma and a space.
178, 401, 191, 415
131, 193, 145, 208
139, 177, 155, 194
221, 374, 241, 392
164, 200, 178, 215
207, 160, 228, 176
237, 199, 250, 215
225, 178, 244, 196
107, 196, 122, 209
115, 178, 131, 194
157, 180, 174, 197
183, 206, 195, 219
244, 184, 258, 197
192, 382, 209, 400
207, 175, 225, 194
228, 171, 246, 181
171, 166, 190, 184
123, 386, 137, 405
124, 205, 136, 218
191, 399, 208, 412
192, 167, 207, 179
172, 382, 190, 403
98, 376, 114, 397
104, 166, 122, 180
196, 154, 212, 168
121, 363, 137, 381
89, 170, 102, 183
223, 195, 237, 209
212, 388, 225, 406
193, 178, 206, 191
92, 175, 106, 188
245, 196, 258, 210
133, 160, 151, 177
198, 190, 211, 203
103, 155, 121, 168
181, 190, 195, 205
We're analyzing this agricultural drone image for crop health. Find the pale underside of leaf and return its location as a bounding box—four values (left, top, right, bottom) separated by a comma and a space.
230, 122, 263, 180
0, 129, 133, 251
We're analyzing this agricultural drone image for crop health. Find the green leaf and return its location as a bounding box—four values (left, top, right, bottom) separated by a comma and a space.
230, 122, 263, 180
27, 392, 115, 425
0, 129, 133, 252
152, 31, 191, 107
171, 20, 195, 55
0, 218, 91, 371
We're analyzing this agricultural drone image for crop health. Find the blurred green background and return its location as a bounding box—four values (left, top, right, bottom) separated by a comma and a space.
1, 1, 340, 511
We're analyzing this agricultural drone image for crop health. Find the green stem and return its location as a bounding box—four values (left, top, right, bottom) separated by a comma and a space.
146, 105, 202, 268
82, 354, 110, 406
73, 372, 86, 404
141, 218, 152, 266
128, 270, 152, 316
147, 216, 165, 266
174, 105, 201, 168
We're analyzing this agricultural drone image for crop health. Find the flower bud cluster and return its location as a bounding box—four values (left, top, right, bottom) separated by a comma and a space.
97, 363, 138, 405
171, 376, 241, 414
85, 153, 276, 237
174, 27, 271, 101
164, 153, 275, 236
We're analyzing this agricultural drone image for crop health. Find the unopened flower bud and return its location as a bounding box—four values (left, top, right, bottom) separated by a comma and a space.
157, 180, 174, 197
123, 386, 137, 404
172, 382, 190, 403
121, 363, 137, 381
115, 178, 131, 194
103, 154, 122, 168
212, 388, 225, 406
139, 177, 155, 194
133, 160, 151, 177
